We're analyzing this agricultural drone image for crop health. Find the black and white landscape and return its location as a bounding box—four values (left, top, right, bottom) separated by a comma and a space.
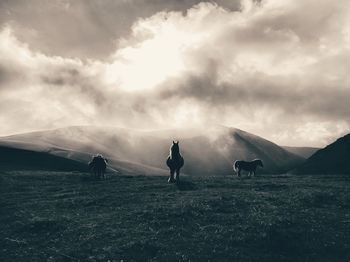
0, 125, 305, 175
1, 0, 350, 261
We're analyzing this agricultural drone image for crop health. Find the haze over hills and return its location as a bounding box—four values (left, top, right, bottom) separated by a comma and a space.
282, 146, 320, 159
293, 133, 350, 175
0, 126, 304, 175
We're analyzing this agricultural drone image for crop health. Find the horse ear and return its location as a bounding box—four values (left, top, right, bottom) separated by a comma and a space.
173, 141, 175, 144
176, 141, 179, 144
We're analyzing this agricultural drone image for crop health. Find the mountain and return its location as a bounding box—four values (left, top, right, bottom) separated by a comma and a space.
0, 145, 87, 171
292, 133, 350, 174
0, 126, 304, 175
282, 146, 319, 159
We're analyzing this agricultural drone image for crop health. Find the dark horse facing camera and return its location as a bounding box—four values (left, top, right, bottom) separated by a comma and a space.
88, 154, 108, 179
233, 159, 263, 177
166, 141, 184, 183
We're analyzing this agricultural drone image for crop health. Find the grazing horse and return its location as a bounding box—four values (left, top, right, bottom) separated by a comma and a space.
88, 154, 108, 179
233, 159, 263, 177
166, 141, 184, 183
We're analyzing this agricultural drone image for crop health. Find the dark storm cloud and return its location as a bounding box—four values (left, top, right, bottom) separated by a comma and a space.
41, 68, 80, 86
159, 71, 350, 122
0, 0, 240, 59
0, 0, 349, 147
40, 66, 102, 102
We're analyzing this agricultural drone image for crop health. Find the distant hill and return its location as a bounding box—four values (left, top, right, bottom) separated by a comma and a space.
0, 126, 304, 175
292, 133, 350, 174
0, 145, 87, 171
282, 146, 319, 159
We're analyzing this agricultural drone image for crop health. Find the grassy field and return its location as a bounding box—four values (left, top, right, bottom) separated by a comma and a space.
1, 171, 350, 262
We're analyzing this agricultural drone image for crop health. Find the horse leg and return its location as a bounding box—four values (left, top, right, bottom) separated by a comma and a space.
168, 170, 175, 183
237, 168, 241, 177
175, 169, 180, 183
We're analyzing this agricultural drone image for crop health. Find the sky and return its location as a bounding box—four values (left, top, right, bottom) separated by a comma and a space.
0, 0, 349, 147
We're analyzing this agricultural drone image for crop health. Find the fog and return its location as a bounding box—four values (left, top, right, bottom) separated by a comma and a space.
0, 0, 350, 147
0, 125, 303, 175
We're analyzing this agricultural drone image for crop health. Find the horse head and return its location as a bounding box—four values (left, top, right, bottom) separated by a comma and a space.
257, 159, 264, 167
171, 141, 180, 155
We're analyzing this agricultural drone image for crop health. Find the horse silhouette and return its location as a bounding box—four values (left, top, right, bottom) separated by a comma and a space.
166, 141, 184, 183
88, 154, 108, 179
233, 159, 263, 177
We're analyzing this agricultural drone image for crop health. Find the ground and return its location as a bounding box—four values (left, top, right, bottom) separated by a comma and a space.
1, 171, 350, 261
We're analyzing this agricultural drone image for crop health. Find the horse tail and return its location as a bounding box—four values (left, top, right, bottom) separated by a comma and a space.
102, 160, 107, 172
166, 156, 171, 168
233, 160, 239, 172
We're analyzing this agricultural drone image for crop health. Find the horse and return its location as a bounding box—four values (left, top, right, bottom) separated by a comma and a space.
166, 141, 184, 183
88, 154, 108, 179
233, 159, 263, 177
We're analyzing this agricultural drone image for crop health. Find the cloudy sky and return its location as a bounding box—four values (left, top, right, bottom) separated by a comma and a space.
0, 0, 349, 147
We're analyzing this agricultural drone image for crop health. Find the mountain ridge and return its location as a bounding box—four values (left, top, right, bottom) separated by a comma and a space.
0, 125, 304, 175
292, 133, 350, 174
282, 146, 320, 159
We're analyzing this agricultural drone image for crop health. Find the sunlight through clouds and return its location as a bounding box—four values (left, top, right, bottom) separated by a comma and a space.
0, 0, 350, 146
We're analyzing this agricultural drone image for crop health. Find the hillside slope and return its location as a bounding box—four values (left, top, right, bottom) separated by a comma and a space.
293, 133, 350, 174
282, 146, 319, 159
0, 126, 304, 175
0, 146, 87, 171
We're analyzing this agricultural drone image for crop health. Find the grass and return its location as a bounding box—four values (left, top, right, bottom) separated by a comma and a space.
1, 171, 350, 261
